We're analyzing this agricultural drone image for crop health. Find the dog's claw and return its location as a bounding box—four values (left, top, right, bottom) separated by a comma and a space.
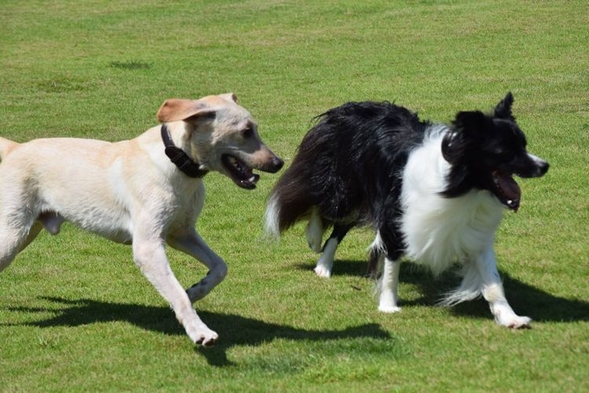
197, 336, 217, 347
508, 316, 532, 329
495, 312, 532, 329
195, 334, 218, 347
188, 323, 218, 346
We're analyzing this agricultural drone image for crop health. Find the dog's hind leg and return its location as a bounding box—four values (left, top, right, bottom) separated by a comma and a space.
0, 224, 36, 273
376, 254, 402, 313
0, 210, 40, 272
366, 247, 380, 279
133, 233, 218, 346
18, 222, 44, 252
0, 229, 24, 273
372, 229, 403, 312
6, 214, 64, 261
305, 208, 324, 253
314, 224, 350, 278
167, 228, 228, 303
0, 183, 43, 272
12, 213, 64, 257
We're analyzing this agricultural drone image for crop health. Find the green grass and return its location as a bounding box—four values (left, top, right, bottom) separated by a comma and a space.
1, 0, 588, 391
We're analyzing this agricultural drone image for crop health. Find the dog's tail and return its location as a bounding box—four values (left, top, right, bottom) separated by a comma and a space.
265, 114, 337, 240
264, 160, 315, 239
265, 142, 315, 238
0, 137, 18, 161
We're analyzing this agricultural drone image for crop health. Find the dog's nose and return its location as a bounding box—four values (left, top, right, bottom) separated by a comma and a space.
539, 161, 549, 176
524, 154, 549, 178
270, 156, 284, 173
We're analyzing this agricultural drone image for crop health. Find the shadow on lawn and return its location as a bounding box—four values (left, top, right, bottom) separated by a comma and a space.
4, 296, 391, 366
297, 259, 589, 323
4, 261, 587, 366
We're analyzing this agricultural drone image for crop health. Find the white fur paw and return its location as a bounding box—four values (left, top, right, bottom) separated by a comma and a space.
190, 325, 218, 347
493, 307, 532, 328
378, 296, 401, 313
498, 315, 532, 329
314, 265, 332, 278
490, 301, 532, 329
378, 305, 401, 313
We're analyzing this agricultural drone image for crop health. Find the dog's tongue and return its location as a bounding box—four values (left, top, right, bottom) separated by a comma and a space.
494, 171, 521, 211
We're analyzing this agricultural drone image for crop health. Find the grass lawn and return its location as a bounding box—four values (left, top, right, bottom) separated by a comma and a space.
1, 0, 588, 391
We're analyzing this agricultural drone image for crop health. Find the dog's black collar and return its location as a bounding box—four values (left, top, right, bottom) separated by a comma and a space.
160, 124, 208, 178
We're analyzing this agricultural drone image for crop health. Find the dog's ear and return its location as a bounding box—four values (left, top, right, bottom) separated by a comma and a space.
494, 92, 516, 121
454, 110, 486, 133
220, 93, 238, 103
443, 111, 486, 164
156, 99, 216, 123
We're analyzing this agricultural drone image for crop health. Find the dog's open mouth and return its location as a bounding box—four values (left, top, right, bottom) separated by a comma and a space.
492, 170, 521, 211
222, 154, 260, 190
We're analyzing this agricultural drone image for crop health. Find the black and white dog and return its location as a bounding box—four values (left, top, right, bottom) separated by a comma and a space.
265, 93, 548, 328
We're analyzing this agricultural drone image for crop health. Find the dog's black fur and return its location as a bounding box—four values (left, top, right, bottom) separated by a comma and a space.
266, 93, 549, 327
269, 93, 548, 262
272, 101, 426, 260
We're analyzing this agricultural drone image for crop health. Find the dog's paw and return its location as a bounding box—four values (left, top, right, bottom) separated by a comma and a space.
378, 291, 401, 313
194, 329, 218, 347
501, 315, 532, 329
494, 309, 532, 329
188, 324, 218, 347
490, 302, 532, 329
314, 265, 332, 278
378, 305, 402, 313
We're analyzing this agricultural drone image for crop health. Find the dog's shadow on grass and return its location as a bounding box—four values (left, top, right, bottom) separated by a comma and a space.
4, 296, 391, 366
297, 259, 589, 323
5, 262, 587, 366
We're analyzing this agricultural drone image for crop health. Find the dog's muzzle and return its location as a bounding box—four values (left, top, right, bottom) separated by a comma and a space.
222, 152, 283, 190
262, 156, 284, 173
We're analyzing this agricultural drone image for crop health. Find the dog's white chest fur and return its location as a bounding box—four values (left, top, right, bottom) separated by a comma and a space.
400, 130, 504, 275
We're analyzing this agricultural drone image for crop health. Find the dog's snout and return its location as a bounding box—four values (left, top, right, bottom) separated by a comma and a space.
270, 156, 284, 173
530, 155, 549, 178
249, 147, 284, 174
539, 161, 549, 176
517, 154, 549, 178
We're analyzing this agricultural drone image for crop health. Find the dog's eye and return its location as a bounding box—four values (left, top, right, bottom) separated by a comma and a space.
241, 127, 253, 138
492, 147, 514, 160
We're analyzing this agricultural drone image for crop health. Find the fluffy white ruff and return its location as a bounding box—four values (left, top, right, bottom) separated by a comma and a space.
400, 128, 505, 304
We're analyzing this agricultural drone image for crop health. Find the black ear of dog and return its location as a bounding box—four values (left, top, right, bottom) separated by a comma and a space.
443, 111, 486, 164
494, 92, 516, 121
454, 110, 487, 131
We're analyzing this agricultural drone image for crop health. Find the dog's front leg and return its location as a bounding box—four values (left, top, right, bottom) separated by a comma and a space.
476, 246, 531, 329
133, 236, 218, 346
167, 228, 228, 303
